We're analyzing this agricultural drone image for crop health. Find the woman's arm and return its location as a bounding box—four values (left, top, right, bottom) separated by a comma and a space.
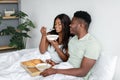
39, 27, 49, 54
55, 47, 69, 61
50, 40, 69, 61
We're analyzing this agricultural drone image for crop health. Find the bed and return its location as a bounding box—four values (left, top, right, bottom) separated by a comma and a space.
0, 48, 43, 80
0, 48, 117, 80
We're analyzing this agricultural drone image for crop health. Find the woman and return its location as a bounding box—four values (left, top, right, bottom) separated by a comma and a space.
39, 14, 71, 64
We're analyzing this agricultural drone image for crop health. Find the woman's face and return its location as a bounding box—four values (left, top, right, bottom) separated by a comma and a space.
54, 18, 62, 33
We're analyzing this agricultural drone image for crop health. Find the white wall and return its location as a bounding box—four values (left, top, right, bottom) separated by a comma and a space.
21, 0, 120, 80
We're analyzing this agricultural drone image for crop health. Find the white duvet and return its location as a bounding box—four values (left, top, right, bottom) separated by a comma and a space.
0, 48, 83, 80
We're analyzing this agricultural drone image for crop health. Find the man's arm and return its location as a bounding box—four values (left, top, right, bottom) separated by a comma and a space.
41, 57, 96, 77
56, 57, 96, 77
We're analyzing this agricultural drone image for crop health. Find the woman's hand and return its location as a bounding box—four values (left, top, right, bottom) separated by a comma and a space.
46, 59, 56, 66
40, 26, 47, 36
49, 40, 59, 49
40, 68, 57, 77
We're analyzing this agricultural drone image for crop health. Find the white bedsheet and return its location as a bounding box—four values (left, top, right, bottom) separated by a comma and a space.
0, 48, 42, 80
0, 48, 83, 80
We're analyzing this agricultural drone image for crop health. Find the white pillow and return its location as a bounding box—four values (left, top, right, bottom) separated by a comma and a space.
89, 53, 117, 80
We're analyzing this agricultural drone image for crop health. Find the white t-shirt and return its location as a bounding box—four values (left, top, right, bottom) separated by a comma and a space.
67, 33, 101, 80
47, 44, 65, 63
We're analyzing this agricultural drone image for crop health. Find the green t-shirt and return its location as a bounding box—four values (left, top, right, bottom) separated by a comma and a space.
67, 33, 101, 80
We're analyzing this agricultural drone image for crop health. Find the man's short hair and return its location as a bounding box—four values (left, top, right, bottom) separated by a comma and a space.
74, 11, 91, 27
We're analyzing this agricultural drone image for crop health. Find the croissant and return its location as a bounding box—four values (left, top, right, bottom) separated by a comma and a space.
22, 61, 36, 66
31, 59, 43, 65
22, 59, 43, 67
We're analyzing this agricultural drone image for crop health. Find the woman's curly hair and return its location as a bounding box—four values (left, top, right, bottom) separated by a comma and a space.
49, 14, 71, 50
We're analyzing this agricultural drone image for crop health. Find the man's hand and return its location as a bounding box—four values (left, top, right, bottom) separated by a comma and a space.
40, 68, 57, 77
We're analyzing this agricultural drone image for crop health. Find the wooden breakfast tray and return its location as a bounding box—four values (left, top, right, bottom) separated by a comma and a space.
21, 59, 43, 77
21, 63, 41, 77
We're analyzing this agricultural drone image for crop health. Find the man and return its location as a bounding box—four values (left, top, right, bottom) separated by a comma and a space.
40, 11, 101, 80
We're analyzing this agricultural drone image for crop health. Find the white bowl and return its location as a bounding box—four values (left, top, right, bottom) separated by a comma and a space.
5, 11, 15, 17
35, 63, 51, 71
46, 35, 59, 41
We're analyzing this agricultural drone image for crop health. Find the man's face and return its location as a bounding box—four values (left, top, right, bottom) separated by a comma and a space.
70, 17, 80, 35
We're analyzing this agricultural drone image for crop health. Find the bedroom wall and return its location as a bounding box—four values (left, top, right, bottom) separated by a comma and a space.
21, 0, 120, 80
